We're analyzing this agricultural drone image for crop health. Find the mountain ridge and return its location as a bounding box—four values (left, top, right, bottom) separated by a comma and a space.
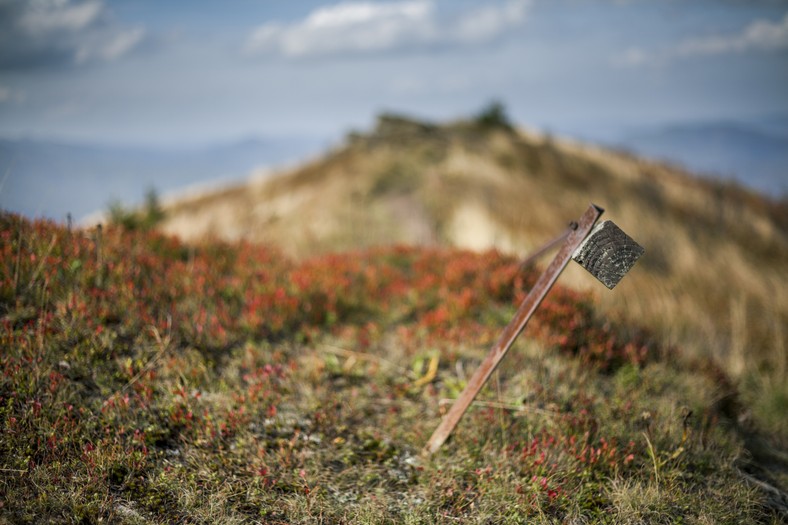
159, 113, 787, 408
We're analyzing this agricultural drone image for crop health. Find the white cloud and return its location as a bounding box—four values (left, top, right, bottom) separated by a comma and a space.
0, 0, 146, 70
676, 12, 788, 57
452, 1, 528, 43
245, 0, 530, 58
75, 27, 146, 64
18, 0, 103, 34
613, 12, 788, 68
247, 1, 434, 57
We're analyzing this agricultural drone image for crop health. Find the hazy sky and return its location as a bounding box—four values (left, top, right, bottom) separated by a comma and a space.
1, 0, 787, 146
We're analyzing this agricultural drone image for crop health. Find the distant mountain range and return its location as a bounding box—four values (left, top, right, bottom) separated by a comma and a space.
0, 136, 327, 221
606, 116, 788, 196
1, 115, 786, 223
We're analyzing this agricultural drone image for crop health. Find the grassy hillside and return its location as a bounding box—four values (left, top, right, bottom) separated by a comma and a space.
161, 113, 788, 444
2, 213, 786, 523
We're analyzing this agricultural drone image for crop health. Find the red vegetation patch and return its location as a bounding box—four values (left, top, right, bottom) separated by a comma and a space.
1, 213, 656, 370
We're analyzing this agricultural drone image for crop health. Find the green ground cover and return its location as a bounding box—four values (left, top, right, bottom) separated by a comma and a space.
0, 213, 781, 523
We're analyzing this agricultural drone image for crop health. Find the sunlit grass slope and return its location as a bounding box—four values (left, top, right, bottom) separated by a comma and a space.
161, 112, 788, 446
2, 214, 785, 523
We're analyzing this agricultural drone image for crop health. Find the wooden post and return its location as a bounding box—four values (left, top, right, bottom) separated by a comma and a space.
423, 204, 604, 455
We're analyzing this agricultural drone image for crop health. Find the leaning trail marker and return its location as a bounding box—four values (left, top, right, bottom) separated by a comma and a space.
423, 204, 644, 455
572, 220, 644, 290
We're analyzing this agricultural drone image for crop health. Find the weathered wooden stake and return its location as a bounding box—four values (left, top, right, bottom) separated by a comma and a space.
423, 204, 604, 455
518, 222, 576, 269
571, 220, 645, 289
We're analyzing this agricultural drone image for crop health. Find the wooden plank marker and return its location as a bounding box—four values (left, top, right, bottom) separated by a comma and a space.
423, 204, 643, 455
572, 220, 644, 289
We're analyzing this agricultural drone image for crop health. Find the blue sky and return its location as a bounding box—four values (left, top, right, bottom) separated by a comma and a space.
1, 0, 787, 146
